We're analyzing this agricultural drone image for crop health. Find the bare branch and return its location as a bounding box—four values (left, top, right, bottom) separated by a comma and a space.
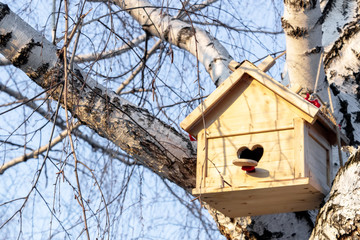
0, 122, 80, 174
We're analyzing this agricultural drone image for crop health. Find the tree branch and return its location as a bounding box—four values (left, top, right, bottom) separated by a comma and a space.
113, 0, 233, 85
0, 3, 196, 189
0, 122, 81, 174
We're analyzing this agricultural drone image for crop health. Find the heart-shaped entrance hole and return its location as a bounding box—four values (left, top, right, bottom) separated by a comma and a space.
233, 145, 264, 172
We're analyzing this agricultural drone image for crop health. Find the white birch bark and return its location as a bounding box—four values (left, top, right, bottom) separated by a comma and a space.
323, 10, 360, 145
310, 151, 360, 239
282, 0, 327, 99
0, 3, 196, 189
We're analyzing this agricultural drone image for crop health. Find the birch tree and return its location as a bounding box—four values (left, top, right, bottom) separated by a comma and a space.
0, 0, 359, 239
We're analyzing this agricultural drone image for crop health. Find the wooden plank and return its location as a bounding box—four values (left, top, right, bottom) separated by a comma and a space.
196, 129, 207, 189
294, 118, 306, 178
207, 149, 294, 167
193, 178, 312, 195
307, 134, 331, 193
204, 129, 295, 188
206, 160, 295, 188
213, 195, 323, 217
180, 66, 248, 135
206, 119, 294, 139
316, 113, 349, 145
228, 60, 241, 72
309, 173, 330, 195
206, 130, 294, 164
194, 180, 324, 217
257, 55, 276, 72
239, 61, 319, 120
180, 60, 319, 137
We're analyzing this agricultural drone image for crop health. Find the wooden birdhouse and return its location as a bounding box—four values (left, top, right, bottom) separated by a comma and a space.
180, 60, 347, 217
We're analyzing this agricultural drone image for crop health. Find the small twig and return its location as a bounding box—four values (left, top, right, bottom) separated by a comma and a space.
0, 122, 81, 174
78, 160, 111, 240
115, 40, 162, 93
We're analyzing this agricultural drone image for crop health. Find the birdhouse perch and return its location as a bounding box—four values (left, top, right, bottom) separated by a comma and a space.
180, 60, 348, 217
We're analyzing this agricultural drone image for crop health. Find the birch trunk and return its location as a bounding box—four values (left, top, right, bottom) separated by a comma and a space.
310, 151, 360, 239
282, 0, 327, 100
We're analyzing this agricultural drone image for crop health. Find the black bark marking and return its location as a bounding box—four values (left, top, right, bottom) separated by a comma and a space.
11, 39, 41, 67
351, 48, 360, 59
330, 83, 340, 96
251, 228, 284, 239
214, 77, 220, 87
354, 112, 360, 123
284, 0, 317, 11
318, 0, 335, 24
324, 22, 360, 69
305, 46, 322, 55
27, 63, 49, 80
353, 71, 360, 101
177, 27, 195, 45
68, 68, 85, 95
0, 32, 11, 48
0, 3, 10, 22
163, 27, 170, 42
281, 18, 308, 38
295, 211, 315, 229
339, 98, 356, 145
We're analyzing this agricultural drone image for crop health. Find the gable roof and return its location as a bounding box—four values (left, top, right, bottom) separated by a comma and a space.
180, 60, 322, 135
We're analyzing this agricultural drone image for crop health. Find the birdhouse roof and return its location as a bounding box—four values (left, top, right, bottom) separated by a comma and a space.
180, 60, 344, 142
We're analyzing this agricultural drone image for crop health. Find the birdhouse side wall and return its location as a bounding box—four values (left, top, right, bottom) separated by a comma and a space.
305, 122, 332, 194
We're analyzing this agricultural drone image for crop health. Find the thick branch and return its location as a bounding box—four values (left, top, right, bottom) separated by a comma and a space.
0, 3, 196, 189
113, 0, 233, 85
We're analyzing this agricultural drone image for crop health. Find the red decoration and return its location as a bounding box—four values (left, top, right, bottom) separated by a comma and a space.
241, 166, 256, 172
304, 93, 321, 108
189, 134, 197, 141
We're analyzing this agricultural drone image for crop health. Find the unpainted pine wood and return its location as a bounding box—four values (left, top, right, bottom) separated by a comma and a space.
204, 130, 295, 188
180, 60, 320, 137
228, 60, 241, 72
210, 190, 323, 208
294, 118, 307, 178
257, 55, 276, 72
207, 142, 294, 167
316, 112, 349, 145
311, 120, 337, 145
204, 78, 297, 137
180, 65, 248, 136
193, 177, 312, 196
307, 133, 331, 194
205, 120, 294, 138
195, 177, 313, 195
206, 130, 294, 166
307, 122, 332, 191
206, 160, 295, 188
240, 61, 319, 120
198, 182, 324, 217
196, 129, 207, 189
215, 196, 323, 217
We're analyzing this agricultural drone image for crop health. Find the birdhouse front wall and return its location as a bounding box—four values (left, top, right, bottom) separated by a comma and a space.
194, 75, 304, 190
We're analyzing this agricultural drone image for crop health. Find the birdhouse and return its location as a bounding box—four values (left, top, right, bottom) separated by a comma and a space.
180, 60, 347, 217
